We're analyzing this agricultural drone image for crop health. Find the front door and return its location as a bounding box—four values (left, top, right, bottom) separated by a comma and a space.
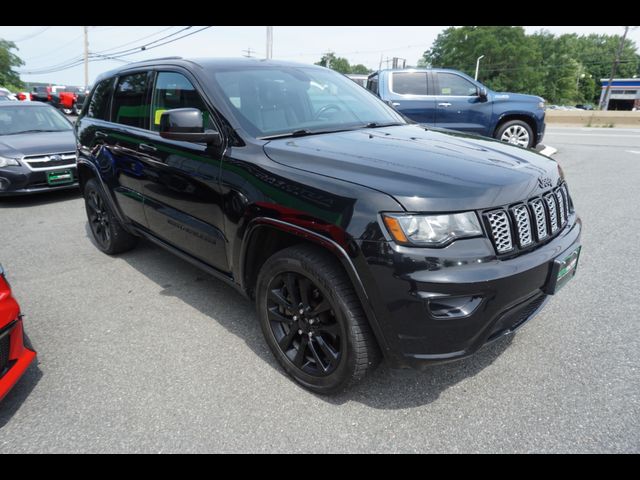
434, 72, 492, 136
140, 71, 228, 272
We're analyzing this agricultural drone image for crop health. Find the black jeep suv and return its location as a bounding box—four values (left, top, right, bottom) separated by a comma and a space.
75, 58, 581, 393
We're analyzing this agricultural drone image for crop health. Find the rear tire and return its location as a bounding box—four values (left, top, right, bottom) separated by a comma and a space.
495, 120, 534, 148
256, 244, 381, 394
83, 178, 138, 255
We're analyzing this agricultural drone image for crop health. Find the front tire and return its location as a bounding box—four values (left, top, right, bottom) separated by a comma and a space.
495, 120, 534, 148
256, 245, 380, 394
83, 178, 138, 255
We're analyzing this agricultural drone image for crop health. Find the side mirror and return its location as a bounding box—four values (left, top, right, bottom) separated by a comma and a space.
478, 87, 488, 99
159, 108, 222, 146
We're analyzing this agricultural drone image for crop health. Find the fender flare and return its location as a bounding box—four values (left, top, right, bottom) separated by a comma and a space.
239, 218, 391, 354
76, 158, 133, 231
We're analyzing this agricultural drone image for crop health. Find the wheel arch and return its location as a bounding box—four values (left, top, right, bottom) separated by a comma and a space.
494, 113, 538, 140
240, 218, 391, 354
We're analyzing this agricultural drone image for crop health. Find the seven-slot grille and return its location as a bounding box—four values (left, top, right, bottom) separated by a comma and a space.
21, 152, 76, 171
484, 184, 572, 255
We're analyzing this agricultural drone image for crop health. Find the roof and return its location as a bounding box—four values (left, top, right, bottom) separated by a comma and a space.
95, 57, 326, 83
0, 101, 52, 108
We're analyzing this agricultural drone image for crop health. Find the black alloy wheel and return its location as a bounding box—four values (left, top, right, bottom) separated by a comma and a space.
256, 245, 380, 394
266, 272, 344, 376
83, 178, 138, 255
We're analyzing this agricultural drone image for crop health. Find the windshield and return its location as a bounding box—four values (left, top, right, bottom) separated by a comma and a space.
0, 106, 72, 135
211, 66, 406, 138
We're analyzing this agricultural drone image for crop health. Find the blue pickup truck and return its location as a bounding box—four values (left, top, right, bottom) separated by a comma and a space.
366, 69, 546, 148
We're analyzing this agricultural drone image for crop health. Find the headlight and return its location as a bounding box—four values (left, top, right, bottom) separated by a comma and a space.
382, 212, 483, 246
538, 101, 545, 109
0, 156, 20, 168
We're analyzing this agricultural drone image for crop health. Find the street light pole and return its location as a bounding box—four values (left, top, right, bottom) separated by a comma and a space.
266, 26, 273, 59
83, 26, 89, 88
475, 55, 485, 81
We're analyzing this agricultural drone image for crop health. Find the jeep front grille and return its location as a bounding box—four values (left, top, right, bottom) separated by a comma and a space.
484, 184, 573, 256
486, 210, 513, 253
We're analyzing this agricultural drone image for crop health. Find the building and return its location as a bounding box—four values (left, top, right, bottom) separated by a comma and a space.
599, 78, 640, 111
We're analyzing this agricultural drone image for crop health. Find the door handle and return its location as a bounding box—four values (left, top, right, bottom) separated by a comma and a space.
95, 131, 108, 138
391, 102, 401, 106
438, 102, 452, 107
139, 143, 157, 153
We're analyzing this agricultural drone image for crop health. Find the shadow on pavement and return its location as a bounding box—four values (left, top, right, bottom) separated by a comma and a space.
0, 189, 81, 209
109, 233, 515, 410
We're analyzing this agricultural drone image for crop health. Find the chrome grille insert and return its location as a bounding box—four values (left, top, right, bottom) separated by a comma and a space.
529, 199, 548, 241
555, 189, 567, 226
22, 152, 76, 171
545, 194, 559, 233
485, 184, 573, 256
486, 210, 513, 253
511, 204, 533, 248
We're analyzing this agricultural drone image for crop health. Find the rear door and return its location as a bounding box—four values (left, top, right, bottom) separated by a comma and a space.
101, 71, 154, 227
434, 71, 492, 135
138, 70, 228, 271
384, 71, 436, 125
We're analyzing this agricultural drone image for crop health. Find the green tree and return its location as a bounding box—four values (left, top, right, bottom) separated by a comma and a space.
350, 64, 371, 74
315, 52, 351, 74
420, 26, 640, 104
423, 26, 545, 96
0, 39, 24, 91
315, 53, 372, 75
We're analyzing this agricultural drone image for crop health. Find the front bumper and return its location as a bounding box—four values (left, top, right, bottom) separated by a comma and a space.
0, 319, 36, 401
359, 213, 581, 369
0, 165, 78, 196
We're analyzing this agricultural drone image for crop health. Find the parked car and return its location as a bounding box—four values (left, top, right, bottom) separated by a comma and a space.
0, 103, 78, 195
76, 58, 581, 394
16, 92, 31, 101
575, 104, 595, 110
30, 85, 65, 104
58, 86, 87, 115
0, 264, 37, 402
366, 68, 546, 148
0, 88, 17, 102
346, 74, 368, 88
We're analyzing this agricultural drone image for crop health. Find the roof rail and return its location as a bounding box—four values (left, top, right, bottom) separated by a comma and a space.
126, 56, 183, 65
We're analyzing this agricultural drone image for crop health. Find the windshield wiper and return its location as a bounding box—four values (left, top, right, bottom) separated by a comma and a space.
363, 122, 404, 128
6, 129, 67, 135
260, 128, 353, 140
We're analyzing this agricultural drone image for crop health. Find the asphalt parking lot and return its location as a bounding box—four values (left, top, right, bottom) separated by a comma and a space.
0, 127, 639, 453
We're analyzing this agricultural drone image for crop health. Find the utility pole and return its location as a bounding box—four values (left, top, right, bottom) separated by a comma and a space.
601, 26, 631, 110
242, 47, 254, 58
83, 26, 89, 88
266, 26, 273, 59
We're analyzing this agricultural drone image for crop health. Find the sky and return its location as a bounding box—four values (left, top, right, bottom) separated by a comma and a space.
0, 26, 638, 87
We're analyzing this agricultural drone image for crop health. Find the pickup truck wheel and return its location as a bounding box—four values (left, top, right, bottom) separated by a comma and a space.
256, 245, 380, 394
62, 108, 73, 115
73, 103, 81, 115
83, 178, 138, 255
495, 120, 534, 148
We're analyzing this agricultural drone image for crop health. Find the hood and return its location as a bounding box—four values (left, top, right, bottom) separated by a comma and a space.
263, 125, 561, 212
0, 130, 76, 158
492, 91, 543, 104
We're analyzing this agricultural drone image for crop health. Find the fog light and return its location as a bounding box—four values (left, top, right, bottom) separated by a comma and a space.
0, 177, 10, 191
428, 295, 483, 319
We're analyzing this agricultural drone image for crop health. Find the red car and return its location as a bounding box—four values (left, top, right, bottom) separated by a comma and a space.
0, 265, 36, 401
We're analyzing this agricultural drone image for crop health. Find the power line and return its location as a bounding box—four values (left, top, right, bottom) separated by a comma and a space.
19, 26, 213, 76
22, 34, 83, 62
9, 26, 51, 43
90, 26, 179, 55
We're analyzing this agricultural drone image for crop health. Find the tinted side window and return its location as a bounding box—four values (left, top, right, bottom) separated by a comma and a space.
150, 72, 213, 132
86, 78, 114, 120
366, 75, 379, 96
112, 72, 150, 129
391, 72, 428, 95
436, 73, 478, 96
